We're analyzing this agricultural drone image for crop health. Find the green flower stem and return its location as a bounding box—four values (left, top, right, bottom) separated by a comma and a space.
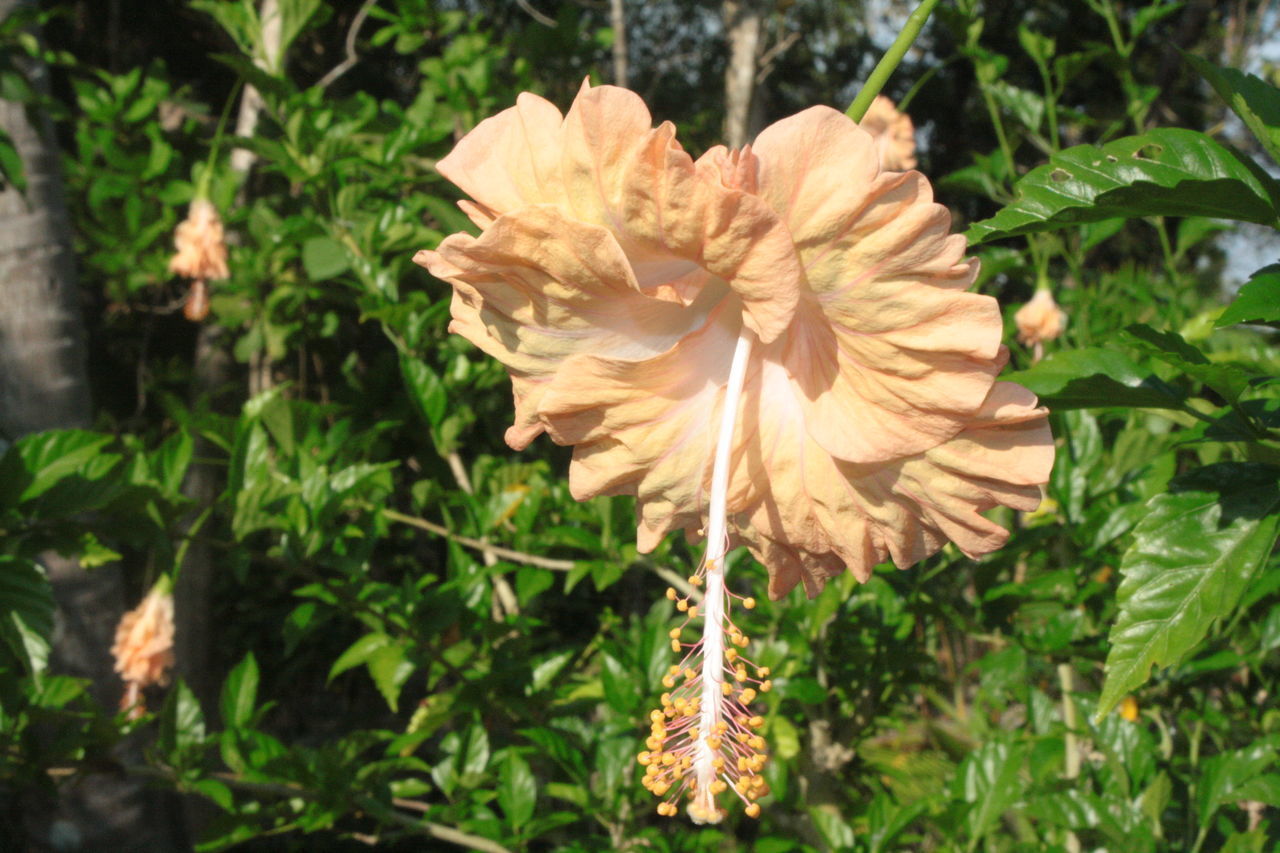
845, 0, 942, 122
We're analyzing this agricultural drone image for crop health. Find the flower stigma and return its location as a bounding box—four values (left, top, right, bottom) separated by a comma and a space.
639, 328, 772, 822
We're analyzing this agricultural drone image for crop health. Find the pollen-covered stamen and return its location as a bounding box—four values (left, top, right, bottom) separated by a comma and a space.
640, 328, 770, 822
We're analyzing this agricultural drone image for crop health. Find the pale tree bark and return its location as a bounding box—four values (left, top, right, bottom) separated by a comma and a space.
722, 0, 765, 148
610, 0, 628, 88
0, 0, 186, 849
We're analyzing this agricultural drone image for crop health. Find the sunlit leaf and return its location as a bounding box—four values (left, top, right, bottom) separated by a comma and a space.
967, 128, 1280, 244
1098, 463, 1280, 716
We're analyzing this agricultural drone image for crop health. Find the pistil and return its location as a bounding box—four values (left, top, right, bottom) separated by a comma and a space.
640, 326, 771, 822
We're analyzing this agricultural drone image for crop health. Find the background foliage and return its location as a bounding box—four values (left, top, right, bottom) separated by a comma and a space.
2, 0, 1280, 850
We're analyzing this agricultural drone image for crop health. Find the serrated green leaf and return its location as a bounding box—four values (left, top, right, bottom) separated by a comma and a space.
219, 652, 259, 728
1098, 463, 1280, 716
1184, 53, 1280, 165
1197, 742, 1279, 825
957, 741, 1027, 845
160, 679, 205, 753
301, 235, 350, 281
498, 752, 536, 829
366, 643, 414, 712
967, 128, 1280, 244
1218, 265, 1280, 327
1005, 347, 1185, 410
1122, 323, 1252, 405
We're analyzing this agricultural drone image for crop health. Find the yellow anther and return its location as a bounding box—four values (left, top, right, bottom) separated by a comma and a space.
735, 777, 751, 794
646, 763, 660, 777
712, 756, 725, 772
735, 667, 747, 681
726, 648, 739, 662
662, 753, 676, 766
688, 727, 699, 740
676, 599, 688, 612
758, 666, 771, 677
721, 681, 733, 696
710, 780, 728, 795
669, 628, 682, 640
689, 574, 703, 586
684, 668, 696, 681
753, 780, 771, 797
736, 731, 750, 744
650, 710, 664, 723
688, 606, 699, 619
749, 715, 765, 728
670, 639, 682, 653
668, 664, 681, 676
748, 735, 765, 750
738, 756, 749, 772
759, 680, 772, 692
638, 751, 652, 765
661, 692, 672, 705
666, 587, 678, 601
745, 803, 761, 818
714, 721, 728, 734
735, 634, 749, 647
706, 735, 722, 751
652, 782, 670, 796
674, 697, 688, 712
664, 707, 676, 718
743, 597, 756, 610
646, 736, 662, 750
662, 675, 676, 688
739, 688, 757, 704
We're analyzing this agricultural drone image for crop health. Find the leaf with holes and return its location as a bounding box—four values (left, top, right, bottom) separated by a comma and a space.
967, 128, 1280, 244
1097, 463, 1280, 717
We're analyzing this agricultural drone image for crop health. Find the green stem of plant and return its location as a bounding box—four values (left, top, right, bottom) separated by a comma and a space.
981, 86, 1017, 183
195, 78, 245, 200
845, 0, 942, 122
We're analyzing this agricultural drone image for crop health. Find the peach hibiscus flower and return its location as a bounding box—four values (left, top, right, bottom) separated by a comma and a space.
858, 94, 917, 171
414, 82, 1053, 820
1015, 287, 1067, 362
168, 197, 229, 322
111, 578, 175, 719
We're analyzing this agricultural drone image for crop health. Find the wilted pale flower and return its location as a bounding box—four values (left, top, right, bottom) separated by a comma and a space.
415, 82, 1054, 819
1014, 288, 1067, 362
111, 578, 175, 719
858, 94, 917, 171
168, 197, 229, 322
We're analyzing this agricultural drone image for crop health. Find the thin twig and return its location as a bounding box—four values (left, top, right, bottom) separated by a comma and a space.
514, 0, 557, 27
51, 764, 513, 853
316, 0, 379, 90
442, 451, 520, 618
384, 508, 576, 571
755, 30, 799, 84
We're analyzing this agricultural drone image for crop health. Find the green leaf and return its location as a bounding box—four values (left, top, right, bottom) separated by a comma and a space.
1004, 347, 1185, 410
302, 235, 351, 281
956, 741, 1027, 847
0, 556, 53, 642
1197, 742, 1279, 825
1184, 53, 1280, 165
498, 752, 536, 829
5, 611, 50, 678
0, 128, 26, 192
366, 643, 414, 712
329, 632, 393, 681
1218, 265, 1280, 327
967, 128, 1280, 244
1122, 324, 1252, 405
1098, 463, 1280, 716
0, 430, 115, 508
219, 652, 259, 728
160, 679, 206, 753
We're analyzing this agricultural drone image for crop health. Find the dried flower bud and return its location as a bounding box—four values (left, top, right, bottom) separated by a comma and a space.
1015, 288, 1067, 362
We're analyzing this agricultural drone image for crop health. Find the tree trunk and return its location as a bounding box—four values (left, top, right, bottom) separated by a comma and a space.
610, 0, 628, 88
0, 1, 187, 849
722, 0, 765, 148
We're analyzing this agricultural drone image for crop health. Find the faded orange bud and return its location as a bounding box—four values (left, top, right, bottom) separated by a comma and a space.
111, 580, 175, 718
859, 95, 917, 171
1015, 288, 1067, 362
183, 279, 210, 322
168, 198, 229, 283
